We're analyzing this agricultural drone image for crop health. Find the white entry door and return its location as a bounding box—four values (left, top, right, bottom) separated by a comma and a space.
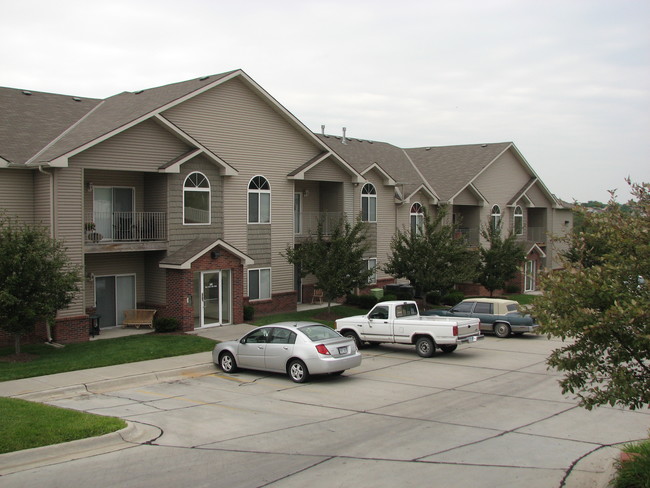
524, 260, 536, 292
193, 270, 232, 327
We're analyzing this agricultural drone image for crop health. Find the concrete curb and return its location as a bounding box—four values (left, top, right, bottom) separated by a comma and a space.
0, 421, 162, 475
11, 363, 217, 401
563, 445, 619, 488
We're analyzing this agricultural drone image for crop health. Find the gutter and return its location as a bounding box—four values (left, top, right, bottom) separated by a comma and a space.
37, 165, 61, 346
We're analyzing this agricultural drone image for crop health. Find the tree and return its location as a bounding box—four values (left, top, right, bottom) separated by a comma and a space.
0, 215, 80, 355
477, 220, 526, 296
382, 208, 478, 303
283, 217, 373, 313
533, 180, 650, 410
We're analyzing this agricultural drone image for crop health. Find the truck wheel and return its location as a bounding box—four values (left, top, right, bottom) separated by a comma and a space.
343, 331, 363, 350
494, 322, 511, 338
440, 344, 457, 353
415, 337, 436, 358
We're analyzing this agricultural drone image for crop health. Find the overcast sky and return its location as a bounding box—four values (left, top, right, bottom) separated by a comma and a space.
3, 0, 648, 203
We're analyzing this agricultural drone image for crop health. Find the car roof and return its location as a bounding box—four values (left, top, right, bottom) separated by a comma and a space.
258, 321, 324, 329
462, 298, 518, 305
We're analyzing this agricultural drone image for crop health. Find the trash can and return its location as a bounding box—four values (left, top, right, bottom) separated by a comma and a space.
371, 288, 383, 299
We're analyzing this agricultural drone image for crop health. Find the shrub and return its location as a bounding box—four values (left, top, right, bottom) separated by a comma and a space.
153, 317, 180, 333
442, 290, 464, 306
243, 305, 254, 321
382, 293, 397, 302
357, 294, 378, 309
613, 437, 650, 488
505, 283, 520, 294
426, 291, 443, 305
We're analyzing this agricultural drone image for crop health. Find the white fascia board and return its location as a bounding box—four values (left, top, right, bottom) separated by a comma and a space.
507, 144, 562, 208
160, 239, 254, 269
287, 151, 332, 180
406, 184, 439, 205
362, 163, 396, 186
527, 242, 547, 258
30, 73, 243, 169
0, 157, 11, 168
154, 115, 237, 175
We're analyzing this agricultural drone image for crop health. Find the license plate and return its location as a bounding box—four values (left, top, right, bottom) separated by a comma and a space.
338, 346, 348, 354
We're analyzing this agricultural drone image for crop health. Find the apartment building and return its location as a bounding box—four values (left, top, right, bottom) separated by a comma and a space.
0, 70, 572, 344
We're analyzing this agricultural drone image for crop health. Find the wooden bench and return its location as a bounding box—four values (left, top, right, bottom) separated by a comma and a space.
122, 309, 157, 329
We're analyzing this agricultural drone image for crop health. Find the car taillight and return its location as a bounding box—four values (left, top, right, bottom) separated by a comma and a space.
453, 325, 458, 336
315, 344, 331, 355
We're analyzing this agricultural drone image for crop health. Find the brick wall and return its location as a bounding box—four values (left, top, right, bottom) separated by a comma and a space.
52, 316, 91, 344
245, 290, 297, 317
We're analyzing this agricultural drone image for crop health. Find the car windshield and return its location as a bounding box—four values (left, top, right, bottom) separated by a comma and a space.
298, 324, 341, 341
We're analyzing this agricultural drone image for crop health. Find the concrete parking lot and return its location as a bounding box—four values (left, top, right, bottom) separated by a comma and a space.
1, 333, 648, 487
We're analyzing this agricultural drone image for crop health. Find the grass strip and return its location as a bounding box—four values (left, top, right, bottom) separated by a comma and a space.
0, 397, 126, 454
0, 334, 216, 382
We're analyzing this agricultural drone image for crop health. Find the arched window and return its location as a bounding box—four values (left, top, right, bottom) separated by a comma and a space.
248, 176, 271, 223
183, 172, 210, 224
514, 206, 524, 235
361, 183, 377, 222
490, 205, 501, 231
410, 202, 425, 235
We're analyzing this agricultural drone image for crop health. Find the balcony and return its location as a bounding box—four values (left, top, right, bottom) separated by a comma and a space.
85, 212, 167, 251
456, 227, 480, 246
527, 227, 547, 244
296, 211, 347, 237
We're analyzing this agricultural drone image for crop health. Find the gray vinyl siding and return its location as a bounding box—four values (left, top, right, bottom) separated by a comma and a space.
84, 253, 147, 309
71, 119, 190, 172
525, 183, 550, 207
34, 170, 52, 231
163, 77, 322, 295
166, 156, 223, 253
453, 187, 481, 206
145, 251, 167, 305
53, 166, 84, 317
247, 225, 272, 267
304, 159, 351, 182
0, 169, 34, 223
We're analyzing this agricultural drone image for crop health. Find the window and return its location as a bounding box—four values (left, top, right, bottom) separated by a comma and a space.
410, 202, 425, 235
269, 328, 296, 344
452, 301, 474, 313
248, 176, 270, 223
183, 172, 210, 224
248, 268, 271, 300
514, 206, 524, 235
473, 302, 493, 314
366, 258, 377, 284
490, 205, 501, 231
369, 306, 389, 320
361, 183, 377, 222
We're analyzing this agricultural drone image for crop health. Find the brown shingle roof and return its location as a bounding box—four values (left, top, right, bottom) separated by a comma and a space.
0, 88, 101, 164
404, 143, 512, 202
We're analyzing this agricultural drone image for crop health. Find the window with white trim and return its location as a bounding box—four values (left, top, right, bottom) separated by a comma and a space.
410, 202, 424, 235
183, 172, 210, 224
361, 183, 377, 222
248, 268, 271, 300
490, 205, 501, 231
248, 176, 271, 223
514, 206, 524, 235
366, 258, 377, 284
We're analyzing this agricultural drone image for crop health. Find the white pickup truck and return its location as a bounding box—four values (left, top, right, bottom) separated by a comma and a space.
335, 300, 483, 357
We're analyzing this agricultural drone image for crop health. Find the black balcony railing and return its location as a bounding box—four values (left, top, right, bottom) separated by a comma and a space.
86, 212, 166, 243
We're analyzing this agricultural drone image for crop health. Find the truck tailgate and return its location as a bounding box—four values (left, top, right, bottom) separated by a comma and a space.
455, 317, 481, 337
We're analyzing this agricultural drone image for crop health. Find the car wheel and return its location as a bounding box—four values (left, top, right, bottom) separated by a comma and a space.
220, 352, 237, 373
343, 331, 363, 350
440, 344, 457, 353
415, 336, 436, 358
288, 359, 310, 383
494, 322, 511, 338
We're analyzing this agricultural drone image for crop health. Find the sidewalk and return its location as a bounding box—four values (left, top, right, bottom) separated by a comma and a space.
0, 323, 255, 401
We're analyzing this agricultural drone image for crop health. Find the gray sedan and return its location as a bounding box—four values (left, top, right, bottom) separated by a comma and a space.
212, 322, 362, 383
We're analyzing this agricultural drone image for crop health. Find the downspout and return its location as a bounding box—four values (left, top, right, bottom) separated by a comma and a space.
38, 165, 57, 344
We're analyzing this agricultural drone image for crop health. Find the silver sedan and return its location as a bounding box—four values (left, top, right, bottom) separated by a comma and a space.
212, 322, 362, 383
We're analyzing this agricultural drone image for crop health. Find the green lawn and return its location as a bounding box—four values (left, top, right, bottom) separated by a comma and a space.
0, 334, 216, 382
0, 397, 126, 454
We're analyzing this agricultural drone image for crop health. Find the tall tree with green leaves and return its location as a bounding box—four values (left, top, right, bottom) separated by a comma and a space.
383, 208, 478, 303
0, 215, 80, 354
477, 221, 526, 296
283, 217, 373, 313
533, 180, 650, 410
